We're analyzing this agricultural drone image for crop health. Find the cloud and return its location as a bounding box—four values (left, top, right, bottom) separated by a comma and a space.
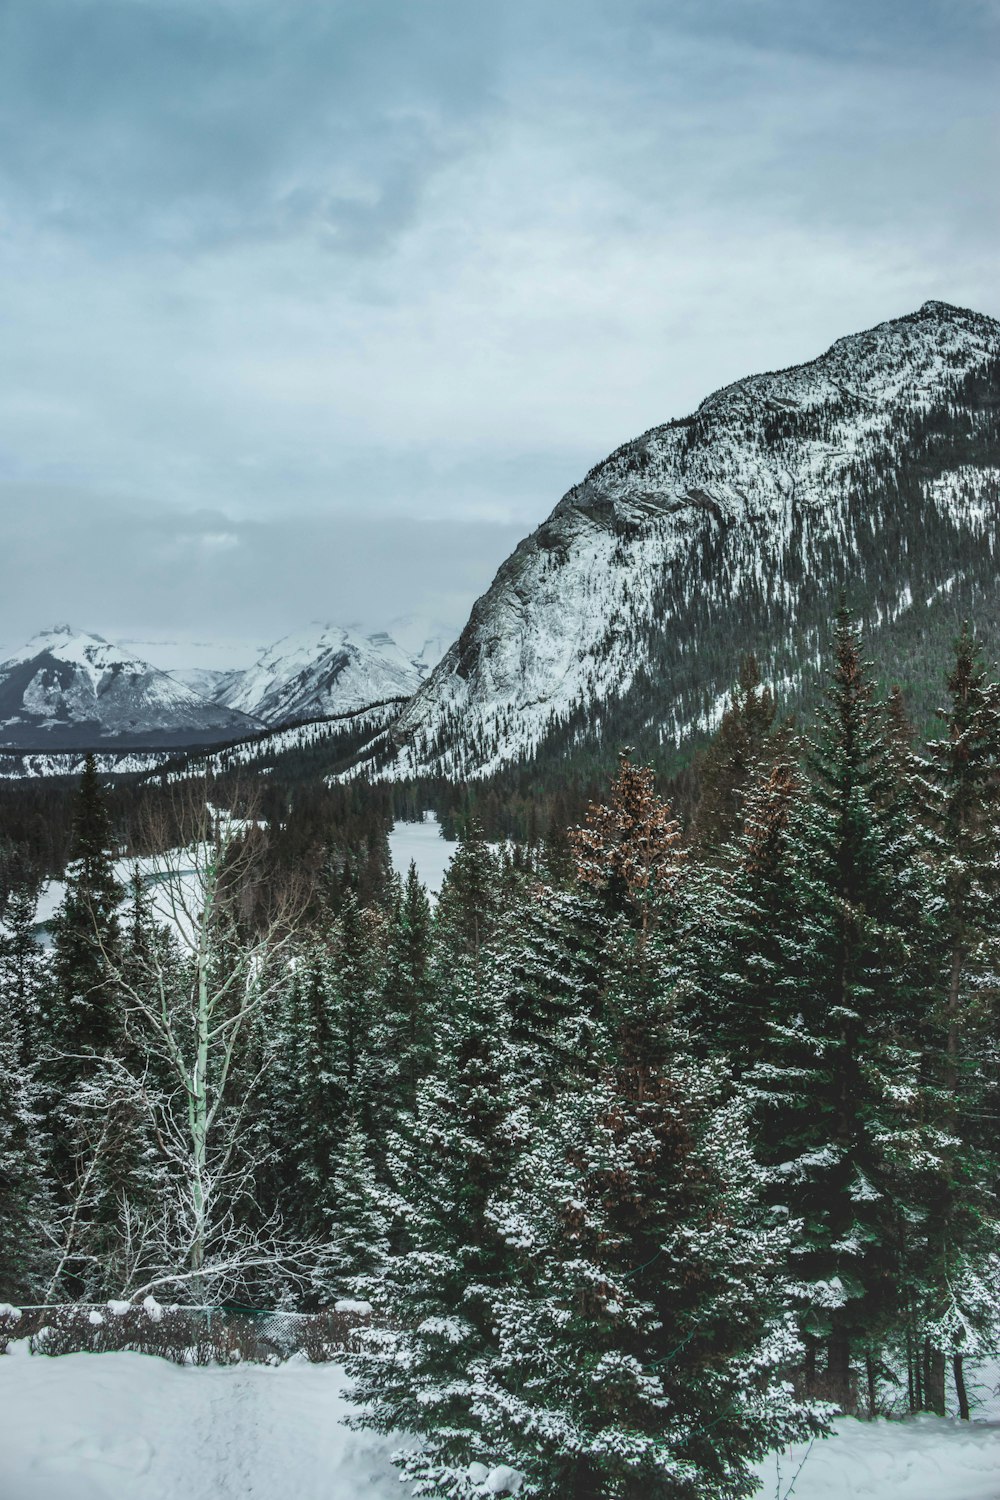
0, 0, 997, 643
0, 0, 500, 253
0, 487, 523, 650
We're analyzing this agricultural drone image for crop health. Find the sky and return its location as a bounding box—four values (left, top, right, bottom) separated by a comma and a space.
1, 0, 998, 664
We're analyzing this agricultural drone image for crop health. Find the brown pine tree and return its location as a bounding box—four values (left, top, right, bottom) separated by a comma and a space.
570, 753, 685, 937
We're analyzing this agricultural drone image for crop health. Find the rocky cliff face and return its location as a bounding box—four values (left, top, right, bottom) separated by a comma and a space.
373, 301, 1000, 779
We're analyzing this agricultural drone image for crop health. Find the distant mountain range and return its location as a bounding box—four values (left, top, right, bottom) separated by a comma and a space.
0, 627, 262, 749
353, 300, 1000, 780
211, 620, 451, 725
0, 618, 455, 750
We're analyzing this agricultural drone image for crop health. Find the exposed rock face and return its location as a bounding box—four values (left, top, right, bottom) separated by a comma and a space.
378, 302, 1000, 778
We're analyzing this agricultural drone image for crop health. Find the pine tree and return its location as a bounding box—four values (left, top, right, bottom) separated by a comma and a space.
348, 975, 532, 1491
912, 623, 1000, 1090
494, 877, 607, 1067
0, 881, 45, 1067
571, 754, 686, 938
47, 755, 125, 1068
284, 951, 347, 1239
435, 820, 503, 972
689, 760, 802, 1065
475, 1054, 823, 1500
907, 624, 1000, 1415
313, 1116, 389, 1303
0, 974, 51, 1300
51, 1060, 164, 1300
374, 864, 437, 1119
692, 654, 782, 852
747, 609, 937, 1410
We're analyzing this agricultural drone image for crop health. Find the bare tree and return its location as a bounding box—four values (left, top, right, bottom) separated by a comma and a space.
77, 784, 311, 1302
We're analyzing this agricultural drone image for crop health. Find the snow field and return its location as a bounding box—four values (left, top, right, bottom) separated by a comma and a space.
388, 813, 457, 898
2, 1343, 999, 1500
0, 1344, 403, 1500
753, 1417, 1000, 1500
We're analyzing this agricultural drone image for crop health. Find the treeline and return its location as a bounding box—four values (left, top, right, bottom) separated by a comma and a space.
0, 770, 395, 915
2, 609, 1000, 1498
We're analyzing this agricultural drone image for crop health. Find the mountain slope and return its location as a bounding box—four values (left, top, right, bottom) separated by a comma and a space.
370, 301, 1000, 780
0, 627, 263, 749
216, 622, 451, 725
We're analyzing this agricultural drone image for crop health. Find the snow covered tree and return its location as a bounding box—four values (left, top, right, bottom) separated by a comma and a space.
313, 1116, 389, 1303
45, 1059, 164, 1301
474, 1056, 824, 1500
347, 973, 533, 1490
278, 950, 347, 1239
47, 754, 125, 1077
746, 610, 938, 1409
571, 755, 685, 937
329, 893, 386, 1127
0, 881, 45, 1066
0, 972, 51, 1300
494, 877, 607, 1068
373, 863, 437, 1119
688, 759, 802, 1065
912, 622, 1000, 1088
906, 625, 1000, 1414
435, 821, 504, 972
692, 653, 784, 852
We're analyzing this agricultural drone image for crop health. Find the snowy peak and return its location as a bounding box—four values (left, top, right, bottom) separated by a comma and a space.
216, 620, 455, 726
0, 626, 263, 749
377, 301, 1000, 779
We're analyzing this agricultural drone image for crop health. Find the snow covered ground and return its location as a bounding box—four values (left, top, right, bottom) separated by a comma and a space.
0, 1343, 402, 1500
752, 1417, 1000, 1500
388, 812, 457, 897
2, 1342, 999, 1500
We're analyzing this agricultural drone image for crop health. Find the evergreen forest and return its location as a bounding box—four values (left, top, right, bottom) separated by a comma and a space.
3, 607, 1000, 1499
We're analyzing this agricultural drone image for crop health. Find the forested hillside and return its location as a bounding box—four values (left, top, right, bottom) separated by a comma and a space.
375, 301, 1000, 783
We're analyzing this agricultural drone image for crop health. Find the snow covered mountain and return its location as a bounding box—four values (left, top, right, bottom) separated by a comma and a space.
0, 627, 263, 749
215, 621, 454, 726
370, 301, 1000, 779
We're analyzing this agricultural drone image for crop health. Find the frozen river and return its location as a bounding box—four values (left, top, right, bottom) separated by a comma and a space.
387, 812, 456, 898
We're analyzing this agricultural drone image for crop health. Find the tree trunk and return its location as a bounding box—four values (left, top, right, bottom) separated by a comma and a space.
827, 1329, 853, 1413
906, 1322, 917, 1414
865, 1351, 877, 1419
953, 1353, 970, 1421
924, 1341, 946, 1415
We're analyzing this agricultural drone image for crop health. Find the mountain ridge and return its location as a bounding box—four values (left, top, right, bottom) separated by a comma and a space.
0, 626, 264, 749
213, 618, 454, 725
365, 300, 1000, 780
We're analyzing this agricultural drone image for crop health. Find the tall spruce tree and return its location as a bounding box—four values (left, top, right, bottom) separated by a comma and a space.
908, 624, 1000, 1415
435, 820, 503, 973
692, 654, 783, 853
373, 864, 437, 1120
476, 1056, 823, 1500
313, 1115, 389, 1303
348, 969, 532, 1493
690, 759, 802, 1064
48, 755, 124, 1068
0, 973, 51, 1300
0, 882, 45, 1067
746, 609, 937, 1410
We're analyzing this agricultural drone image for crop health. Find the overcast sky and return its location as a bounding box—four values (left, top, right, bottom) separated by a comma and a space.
1, 0, 998, 662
